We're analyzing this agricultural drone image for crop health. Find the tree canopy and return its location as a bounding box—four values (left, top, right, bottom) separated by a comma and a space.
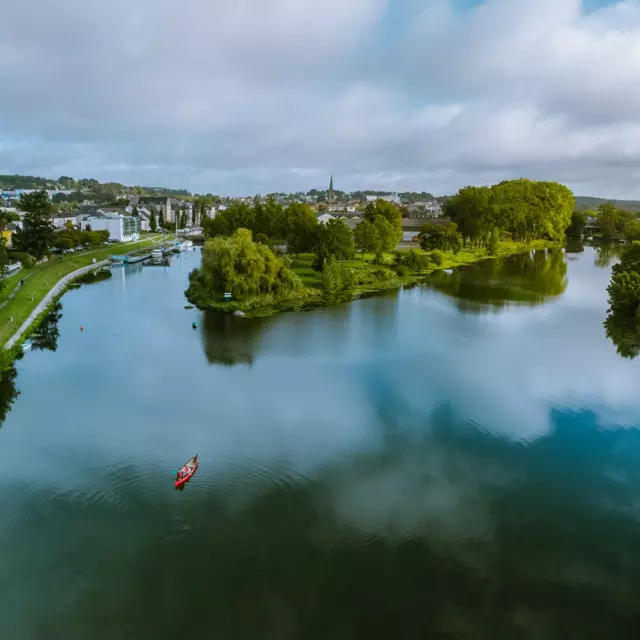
419, 222, 463, 253
607, 243, 640, 316
316, 218, 354, 265
361, 200, 402, 255
190, 228, 302, 299
444, 179, 575, 246
12, 190, 55, 259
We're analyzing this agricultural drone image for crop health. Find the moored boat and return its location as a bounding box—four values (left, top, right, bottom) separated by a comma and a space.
175, 455, 198, 488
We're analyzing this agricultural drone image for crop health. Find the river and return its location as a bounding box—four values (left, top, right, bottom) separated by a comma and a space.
1, 246, 640, 639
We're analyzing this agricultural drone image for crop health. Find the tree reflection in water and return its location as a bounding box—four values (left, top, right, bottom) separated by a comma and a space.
0, 364, 19, 429
428, 249, 568, 313
604, 313, 640, 359
1, 303, 63, 428
201, 312, 269, 366
594, 244, 625, 269
31, 302, 63, 352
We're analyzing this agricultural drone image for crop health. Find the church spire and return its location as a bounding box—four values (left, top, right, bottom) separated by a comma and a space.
328, 175, 335, 204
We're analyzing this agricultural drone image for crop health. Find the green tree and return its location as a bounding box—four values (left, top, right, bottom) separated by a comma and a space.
150, 210, 158, 232
353, 220, 381, 259
373, 216, 397, 255
362, 200, 402, 254
158, 209, 165, 229
316, 219, 354, 266
321, 261, 343, 292
487, 227, 500, 256
443, 186, 492, 246
12, 190, 55, 259
566, 211, 586, 239
607, 243, 640, 315
598, 203, 620, 241
188, 228, 302, 299
419, 222, 463, 253
285, 203, 318, 255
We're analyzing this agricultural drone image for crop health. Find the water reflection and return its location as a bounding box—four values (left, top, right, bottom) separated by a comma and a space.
429, 249, 567, 313
594, 244, 625, 269
5, 408, 640, 638
604, 313, 640, 359
0, 365, 19, 428
565, 238, 585, 254
31, 302, 62, 352
201, 312, 269, 366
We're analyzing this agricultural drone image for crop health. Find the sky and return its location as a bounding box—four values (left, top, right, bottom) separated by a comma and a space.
0, 0, 639, 197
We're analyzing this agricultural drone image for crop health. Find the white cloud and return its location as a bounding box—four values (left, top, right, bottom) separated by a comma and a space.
0, 0, 639, 195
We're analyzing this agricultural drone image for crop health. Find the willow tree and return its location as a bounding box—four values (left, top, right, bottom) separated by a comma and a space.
191, 228, 301, 299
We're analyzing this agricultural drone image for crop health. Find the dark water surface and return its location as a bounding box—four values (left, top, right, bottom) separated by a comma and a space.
1, 247, 640, 639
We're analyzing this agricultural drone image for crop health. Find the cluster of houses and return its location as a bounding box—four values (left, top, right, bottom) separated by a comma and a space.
314, 178, 445, 242
1, 177, 446, 248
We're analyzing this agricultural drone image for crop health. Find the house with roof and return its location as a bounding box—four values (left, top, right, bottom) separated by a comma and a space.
136, 206, 154, 231
316, 212, 336, 225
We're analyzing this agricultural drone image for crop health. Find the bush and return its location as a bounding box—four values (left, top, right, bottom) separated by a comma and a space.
321, 262, 343, 293
8, 251, 36, 269
394, 264, 411, 277
430, 250, 444, 266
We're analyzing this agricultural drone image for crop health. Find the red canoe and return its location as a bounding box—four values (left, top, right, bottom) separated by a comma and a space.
175, 455, 198, 488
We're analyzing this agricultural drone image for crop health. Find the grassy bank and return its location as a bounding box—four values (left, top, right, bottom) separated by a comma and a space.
188, 239, 558, 318
0, 234, 169, 347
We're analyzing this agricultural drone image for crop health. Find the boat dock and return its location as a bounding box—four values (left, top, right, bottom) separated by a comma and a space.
109, 244, 177, 264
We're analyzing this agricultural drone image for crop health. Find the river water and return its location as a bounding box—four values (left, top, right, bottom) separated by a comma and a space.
1, 246, 640, 639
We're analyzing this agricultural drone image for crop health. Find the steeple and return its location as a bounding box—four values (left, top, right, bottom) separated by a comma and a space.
328, 175, 335, 204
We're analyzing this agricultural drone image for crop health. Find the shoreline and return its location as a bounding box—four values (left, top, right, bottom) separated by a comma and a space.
0, 234, 171, 352
187, 239, 561, 318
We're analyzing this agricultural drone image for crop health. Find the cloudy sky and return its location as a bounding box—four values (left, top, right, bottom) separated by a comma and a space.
1, 0, 639, 196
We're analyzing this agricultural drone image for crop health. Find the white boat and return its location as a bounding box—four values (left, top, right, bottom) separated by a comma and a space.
151, 248, 163, 261
180, 240, 194, 251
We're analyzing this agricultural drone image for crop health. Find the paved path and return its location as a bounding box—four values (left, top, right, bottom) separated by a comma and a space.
4, 260, 109, 350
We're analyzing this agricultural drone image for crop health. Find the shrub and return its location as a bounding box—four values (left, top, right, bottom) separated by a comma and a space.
8, 251, 36, 269
321, 261, 343, 293
430, 250, 444, 266
394, 264, 411, 277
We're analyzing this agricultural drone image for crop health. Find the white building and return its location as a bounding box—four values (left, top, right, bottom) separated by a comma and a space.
51, 214, 77, 229
317, 213, 336, 224
82, 212, 141, 242
366, 193, 400, 205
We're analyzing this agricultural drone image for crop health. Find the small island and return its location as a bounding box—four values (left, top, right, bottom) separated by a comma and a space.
186, 179, 575, 317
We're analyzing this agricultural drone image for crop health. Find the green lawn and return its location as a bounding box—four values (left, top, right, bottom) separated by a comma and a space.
290, 239, 558, 298
0, 234, 169, 346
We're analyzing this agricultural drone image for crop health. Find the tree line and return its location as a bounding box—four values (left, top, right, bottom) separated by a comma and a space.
202, 198, 403, 265
441, 179, 575, 246
568, 203, 640, 242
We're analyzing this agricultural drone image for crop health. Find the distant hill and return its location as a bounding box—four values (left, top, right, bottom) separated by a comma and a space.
574, 196, 640, 213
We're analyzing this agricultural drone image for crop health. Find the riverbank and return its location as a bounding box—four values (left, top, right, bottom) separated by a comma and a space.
0, 234, 170, 348
187, 239, 560, 318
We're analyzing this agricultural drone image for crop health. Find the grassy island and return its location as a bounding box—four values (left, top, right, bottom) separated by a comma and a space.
187, 178, 575, 318
186, 230, 559, 318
